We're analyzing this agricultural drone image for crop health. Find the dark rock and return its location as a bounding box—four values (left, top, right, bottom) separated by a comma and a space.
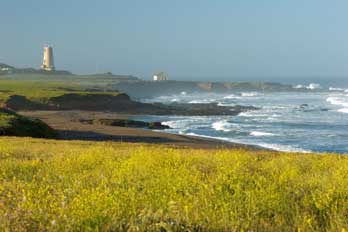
79, 118, 171, 130
6, 95, 50, 111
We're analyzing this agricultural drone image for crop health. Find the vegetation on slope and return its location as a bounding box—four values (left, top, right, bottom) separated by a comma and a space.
0, 110, 56, 138
0, 80, 121, 104
0, 137, 347, 231
0, 72, 138, 87
0, 80, 129, 112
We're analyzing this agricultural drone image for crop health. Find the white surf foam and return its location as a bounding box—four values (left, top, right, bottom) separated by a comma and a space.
162, 120, 195, 129
293, 84, 305, 89
223, 94, 241, 99
162, 121, 180, 128
293, 83, 322, 90
338, 108, 348, 114
329, 87, 344, 91
185, 132, 311, 153
326, 96, 348, 107
189, 99, 214, 104
162, 117, 209, 129
307, 83, 321, 90
324, 95, 348, 114
250, 131, 275, 137
217, 102, 236, 107
241, 92, 259, 97
212, 120, 234, 132
239, 112, 268, 117
257, 143, 312, 153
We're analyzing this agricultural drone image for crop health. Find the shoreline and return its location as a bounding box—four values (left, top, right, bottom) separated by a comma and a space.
19, 110, 265, 150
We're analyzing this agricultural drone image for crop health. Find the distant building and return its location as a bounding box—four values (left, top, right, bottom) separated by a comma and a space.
41, 46, 55, 71
0, 67, 13, 74
153, 72, 168, 81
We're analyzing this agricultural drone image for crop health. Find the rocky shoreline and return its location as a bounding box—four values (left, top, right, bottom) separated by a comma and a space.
5, 93, 257, 116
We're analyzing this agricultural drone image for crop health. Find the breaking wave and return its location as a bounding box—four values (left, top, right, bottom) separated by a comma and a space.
141, 88, 348, 153
239, 112, 268, 117
338, 108, 348, 114
329, 87, 344, 91
212, 120, 239, 132
162, 119, 198, 129
185, 132, 311, 153
293, 83, 322, 90
241, 92, 260, 97
223, 94, 241, 99
250, 131, 275, 137
256, 143, 312, 153
188, 99, 215, 104
326, 95, 348, 114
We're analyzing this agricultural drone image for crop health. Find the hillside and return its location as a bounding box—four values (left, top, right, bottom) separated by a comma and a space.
0, 137, 347, 231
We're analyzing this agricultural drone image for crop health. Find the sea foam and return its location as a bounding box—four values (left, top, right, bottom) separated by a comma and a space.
186, 132, 311, 153
329, 87, 344, 91
338, 108, 348, 114
293, 83, 322, 90
257, 143, 312, 153
250, 131, 275, 137
212, 120, 234, 132
241, 92, 259, 97
326, 96, 348, 114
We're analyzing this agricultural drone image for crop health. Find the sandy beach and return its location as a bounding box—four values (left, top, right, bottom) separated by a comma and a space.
19, 110, 261, 150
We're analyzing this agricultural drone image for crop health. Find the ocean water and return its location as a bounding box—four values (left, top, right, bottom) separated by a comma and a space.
132, 85, 348, 153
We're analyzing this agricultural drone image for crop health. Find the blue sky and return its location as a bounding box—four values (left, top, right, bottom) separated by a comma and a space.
1, 0, 348, 83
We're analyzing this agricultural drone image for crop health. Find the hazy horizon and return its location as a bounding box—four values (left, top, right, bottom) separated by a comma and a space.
1, 0, 348, 84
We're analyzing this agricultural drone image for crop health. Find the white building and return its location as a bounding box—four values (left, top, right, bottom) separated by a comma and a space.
153, 72, 168, 81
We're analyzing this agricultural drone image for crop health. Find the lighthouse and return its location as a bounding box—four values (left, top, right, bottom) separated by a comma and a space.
41, 46, 55, 71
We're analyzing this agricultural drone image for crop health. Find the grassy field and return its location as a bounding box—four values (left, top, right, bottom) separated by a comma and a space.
0, 138, 347, 231
0, 79, 121, 105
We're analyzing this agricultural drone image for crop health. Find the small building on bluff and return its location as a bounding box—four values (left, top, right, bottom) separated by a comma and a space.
41, 46, 55, 71
153, 72, 168, 81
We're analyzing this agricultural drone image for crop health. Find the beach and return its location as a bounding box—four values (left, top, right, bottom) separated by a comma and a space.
19, 110, 262, 150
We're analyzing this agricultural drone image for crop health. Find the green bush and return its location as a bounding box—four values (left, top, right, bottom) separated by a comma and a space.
0, 110, 56, 138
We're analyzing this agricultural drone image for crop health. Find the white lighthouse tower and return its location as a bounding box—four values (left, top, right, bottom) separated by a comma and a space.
41, 45, 55, 71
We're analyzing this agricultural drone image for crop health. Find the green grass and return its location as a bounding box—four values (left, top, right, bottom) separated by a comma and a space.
0, 73, 131, 88
0, 79, 120, 105
0, 137, 347, 231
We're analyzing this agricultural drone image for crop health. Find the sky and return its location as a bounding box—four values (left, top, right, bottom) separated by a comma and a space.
1, 0, 348, 84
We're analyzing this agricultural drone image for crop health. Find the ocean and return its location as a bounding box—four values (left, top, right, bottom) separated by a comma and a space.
132, 84, 348, 153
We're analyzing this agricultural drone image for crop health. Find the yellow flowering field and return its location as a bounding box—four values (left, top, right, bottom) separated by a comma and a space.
0, 137, 348, 231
